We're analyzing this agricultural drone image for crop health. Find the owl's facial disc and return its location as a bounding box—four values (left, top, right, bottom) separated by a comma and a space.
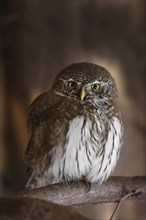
65, 78, 104, 102
52, 63, 118, 105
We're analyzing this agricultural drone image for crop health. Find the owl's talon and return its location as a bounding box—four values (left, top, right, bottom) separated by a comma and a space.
82, 178, 92, 193
86, 182, 91, 193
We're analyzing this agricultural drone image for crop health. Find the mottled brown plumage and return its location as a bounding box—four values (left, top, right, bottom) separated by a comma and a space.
25, 62, 123, 189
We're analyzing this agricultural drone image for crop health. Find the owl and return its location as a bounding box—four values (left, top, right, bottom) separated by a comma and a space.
25, 62, 123, 190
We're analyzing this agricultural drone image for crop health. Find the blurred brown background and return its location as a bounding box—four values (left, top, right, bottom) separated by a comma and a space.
0, 0, 145, 219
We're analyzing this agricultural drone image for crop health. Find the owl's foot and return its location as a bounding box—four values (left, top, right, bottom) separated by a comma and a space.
85, 182, 91, 193
81, 177, 91, 193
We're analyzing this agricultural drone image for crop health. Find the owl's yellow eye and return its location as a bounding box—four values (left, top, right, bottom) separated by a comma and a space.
92, 83, 100, 91
68, 81, 77, 89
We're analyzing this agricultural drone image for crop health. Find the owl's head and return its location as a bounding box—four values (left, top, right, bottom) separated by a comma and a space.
52, 62, 118, 106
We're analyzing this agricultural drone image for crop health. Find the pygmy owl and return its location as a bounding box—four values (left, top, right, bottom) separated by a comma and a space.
25, 62, 123, 189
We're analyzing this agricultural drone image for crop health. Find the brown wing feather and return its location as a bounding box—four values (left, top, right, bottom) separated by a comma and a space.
27, 91, 51, 131
25, 92, 65, 185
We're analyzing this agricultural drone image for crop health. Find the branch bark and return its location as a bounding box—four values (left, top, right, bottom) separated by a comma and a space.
20, 176, 146, 206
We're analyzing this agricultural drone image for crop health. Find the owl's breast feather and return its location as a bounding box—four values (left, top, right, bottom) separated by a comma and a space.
45, 113, 122, 185
46, 113, 105, 183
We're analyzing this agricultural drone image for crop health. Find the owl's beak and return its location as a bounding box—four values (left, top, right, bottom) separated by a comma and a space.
79, 87, 86, 101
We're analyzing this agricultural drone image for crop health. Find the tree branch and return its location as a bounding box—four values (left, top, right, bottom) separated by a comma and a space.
0, 197, 89, 220
20, 176, 146, 206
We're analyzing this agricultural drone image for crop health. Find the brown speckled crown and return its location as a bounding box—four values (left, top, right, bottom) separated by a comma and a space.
56, 62, 113, 83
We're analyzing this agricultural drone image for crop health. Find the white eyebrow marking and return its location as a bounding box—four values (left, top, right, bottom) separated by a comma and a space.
59, 78, 80, 84
59, 78, 112, 86
91, 79, 112, 85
